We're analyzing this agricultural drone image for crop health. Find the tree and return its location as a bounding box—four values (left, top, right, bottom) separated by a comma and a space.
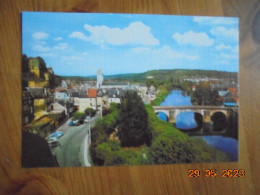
37, 57, 48, 79
209, 89, 220, 105
84, 107, 96, 117
150, 132, 196, 164
192, 82, 220, 105
72, 112, 86, 124
118, 91, 152, 146
192, 82, 210, 105
149, 131, 228, 164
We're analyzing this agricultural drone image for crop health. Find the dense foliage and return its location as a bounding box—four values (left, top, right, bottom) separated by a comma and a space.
84, 107, 96, 117
90, 103, 120, 165
191, 82, 220, 105
90, 102, 229, 166
72, 112, 86, 124
151, 87, 170, 106
145, 105, 228, 164
118, 91, 152, 146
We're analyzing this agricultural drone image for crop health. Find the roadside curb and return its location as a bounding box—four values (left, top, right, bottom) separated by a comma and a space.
82, 132, 91, 167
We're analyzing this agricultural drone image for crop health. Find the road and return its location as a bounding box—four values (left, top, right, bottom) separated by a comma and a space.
53, 117, 97, 167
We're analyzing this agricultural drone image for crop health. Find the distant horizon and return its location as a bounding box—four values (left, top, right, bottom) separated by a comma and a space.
56, 68, 238, 78
23, 12, 239, 76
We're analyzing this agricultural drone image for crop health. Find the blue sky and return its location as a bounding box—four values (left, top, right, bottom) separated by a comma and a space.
22, 12, 239, 76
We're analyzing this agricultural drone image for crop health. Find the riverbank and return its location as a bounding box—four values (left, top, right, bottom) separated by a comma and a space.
151, 87, 171, 106
90, 102, 230, 165
147, 105, 229, 163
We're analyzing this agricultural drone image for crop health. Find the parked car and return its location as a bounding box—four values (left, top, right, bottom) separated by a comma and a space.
48, 131, 64, 139
69, 120, 74, 126
69, 119, 80, 126
84, 116, 91, 123
47, 137, 60, 148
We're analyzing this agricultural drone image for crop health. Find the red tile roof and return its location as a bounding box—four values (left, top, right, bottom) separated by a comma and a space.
88, 88, 97, 98
229, 87, 237, 94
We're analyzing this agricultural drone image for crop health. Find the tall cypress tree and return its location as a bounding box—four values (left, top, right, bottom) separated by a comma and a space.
118, 91, 151, 146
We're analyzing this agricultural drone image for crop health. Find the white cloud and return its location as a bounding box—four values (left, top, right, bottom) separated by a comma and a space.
210, 27, 238, 40
193, 16, 238, 25
133, 46, 199, 61
54, 43, 68, 50
33, 44, 51, 52
54, 37, 62, 41
70, 22, 159, 46
220, 52, 237, 59
69, 31, 88, 41
32, 32, 49, 40
215, 44, 233, 51
173, 31, 214, 47
132, 47, 151, 54
159, 46, 199, 60
216, 59, 230, 65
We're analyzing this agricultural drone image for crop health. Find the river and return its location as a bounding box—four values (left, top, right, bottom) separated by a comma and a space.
159, 89, 238, 161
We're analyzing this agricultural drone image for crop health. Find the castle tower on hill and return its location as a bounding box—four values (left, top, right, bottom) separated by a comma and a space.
97, 69, 104, 89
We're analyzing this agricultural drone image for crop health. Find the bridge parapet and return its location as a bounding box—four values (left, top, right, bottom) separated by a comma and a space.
153, 105, 237, 110
153, 105, 238, 123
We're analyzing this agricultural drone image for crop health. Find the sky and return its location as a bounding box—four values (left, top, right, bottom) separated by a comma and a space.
22, 12, 239, 76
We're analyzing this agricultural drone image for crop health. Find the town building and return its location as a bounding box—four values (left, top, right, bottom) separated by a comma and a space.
50, 102, 68, 115
78, 88, 98, 112
26, 87, 51, 119
107, 88, 125, 104
218, 87, 239, 106
22, 91, 34, 125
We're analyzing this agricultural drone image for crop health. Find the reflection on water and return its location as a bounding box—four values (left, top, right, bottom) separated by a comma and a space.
160, 90, 197, 129
199, 136, 238, 161
161, 90, 192, 106
176, 112, 197, 129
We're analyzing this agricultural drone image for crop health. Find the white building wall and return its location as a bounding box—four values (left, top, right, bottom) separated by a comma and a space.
55, 92, 70, 101
108, 98, 121, 104
79, 98, 97, 112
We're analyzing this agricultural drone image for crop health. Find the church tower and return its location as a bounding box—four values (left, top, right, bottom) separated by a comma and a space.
97, 69, 103, 89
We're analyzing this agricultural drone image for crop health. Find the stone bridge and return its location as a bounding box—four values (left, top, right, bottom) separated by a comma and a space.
153, 105, 238, 123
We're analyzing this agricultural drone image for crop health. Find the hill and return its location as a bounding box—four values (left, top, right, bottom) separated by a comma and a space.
60, 69, 238, 84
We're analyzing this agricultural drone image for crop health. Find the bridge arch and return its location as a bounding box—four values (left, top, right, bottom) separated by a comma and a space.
175, 111, 203, 130
155, 110, 169, 122
210, 110, 227, 117
210, 112, 227, 132
154, 110, 169, 118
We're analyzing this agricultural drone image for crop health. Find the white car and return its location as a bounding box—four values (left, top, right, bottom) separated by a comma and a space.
84, 116, 91, 123
47, 137, 60, 148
